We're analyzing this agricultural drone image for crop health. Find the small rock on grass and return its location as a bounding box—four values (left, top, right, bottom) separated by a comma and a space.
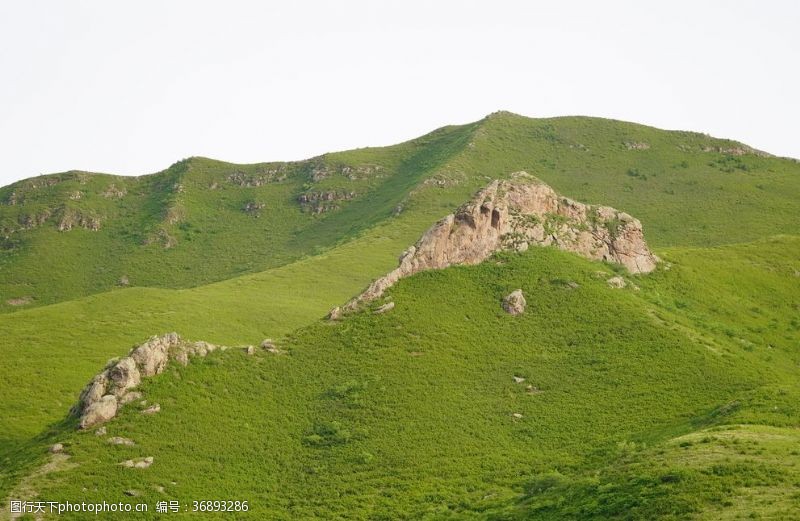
108, 436, 135, 446
142, 403, 160, 414
121, 456, 153, 469
607, 276, 626, 289
502, 290, 526, 315
374, 302, 395, 314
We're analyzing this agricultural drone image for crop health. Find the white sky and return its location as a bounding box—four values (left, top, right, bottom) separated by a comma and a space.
1, 1, 798, 186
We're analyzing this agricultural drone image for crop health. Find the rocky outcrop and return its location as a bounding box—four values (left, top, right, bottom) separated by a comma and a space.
345, 174, 657, 309
56, 207, 101, 231
73, 333, 228, 429
502, 290, 526, 315
297, 190, 357, 214
143, 228, 177, 249
227, 166, 288, 186
308, 163, 383, 182
17, 210, 52, 230
101, 184, 126, 198
701, 145, 771, 157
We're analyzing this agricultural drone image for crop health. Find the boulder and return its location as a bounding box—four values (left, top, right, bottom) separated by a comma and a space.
49, 443, 64, 454
327, 306, 343, 321
80, 395, 118, 429
131, 334, 180, 376
78, 372, 109, 411
502, 290, 526, 315
108, 357, 140, 396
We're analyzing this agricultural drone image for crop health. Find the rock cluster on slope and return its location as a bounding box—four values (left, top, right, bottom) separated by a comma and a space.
343, 174, 658, 309
73, 333, 227, 429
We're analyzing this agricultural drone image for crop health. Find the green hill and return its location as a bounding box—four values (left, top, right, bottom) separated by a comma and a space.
2, 112, 798, 312
1, 112, 799, 519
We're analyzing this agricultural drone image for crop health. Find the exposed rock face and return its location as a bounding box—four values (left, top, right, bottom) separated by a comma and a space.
345, 175, 657, 309
502, 290, 526, 315
130, 334, 179, 377
73, 334, 228, 429
107, 357, 141, 396
327, 306, 343, 321
227, 167, 287, 186
56, 207, 101, 231
80, 395, 118, 429
101, 184, 126, 198
308, 162, 382, 182
297, 190, 357, 214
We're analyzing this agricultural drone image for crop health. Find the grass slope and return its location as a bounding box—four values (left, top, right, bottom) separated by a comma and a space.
0, 122, 477, 312
2, 112, 799, 312
10, 236, 800, 519
1, 112, 799, 518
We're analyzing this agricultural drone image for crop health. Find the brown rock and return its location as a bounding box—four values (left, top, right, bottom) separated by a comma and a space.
502, 290, 526, 315
131, 333, 180, 376
80, 395, 118, 429
108, 357, 141, 396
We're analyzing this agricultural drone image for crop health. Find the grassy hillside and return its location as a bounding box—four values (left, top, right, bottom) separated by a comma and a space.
1, 112, 799, 518
10, 236, 799, 519
2, 112, 798, 312
0, 123, 476, 312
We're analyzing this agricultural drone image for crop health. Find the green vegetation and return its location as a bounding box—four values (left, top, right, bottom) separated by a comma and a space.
3, 112, 799, 312
1, 112, 799, 519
